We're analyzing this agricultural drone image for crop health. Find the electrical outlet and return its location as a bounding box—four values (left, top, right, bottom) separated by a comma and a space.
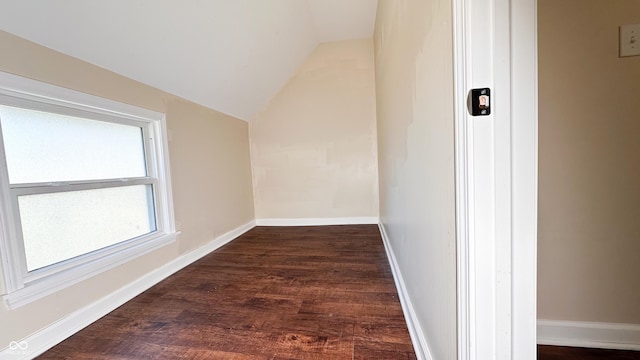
620, 24, 640, 57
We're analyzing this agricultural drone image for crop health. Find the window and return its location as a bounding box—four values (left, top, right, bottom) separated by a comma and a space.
0, 72, 176, 308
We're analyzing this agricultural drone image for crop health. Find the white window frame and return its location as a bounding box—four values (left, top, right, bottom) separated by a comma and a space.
0, 71, 177, 309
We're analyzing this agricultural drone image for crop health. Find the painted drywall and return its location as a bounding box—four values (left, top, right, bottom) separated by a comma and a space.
0, 1, 378, 121
374, 1, 456, 359
0, 30, 255, 346
538, 0, 640, 324
307, 0, 379, 42
250, 39, 379, 220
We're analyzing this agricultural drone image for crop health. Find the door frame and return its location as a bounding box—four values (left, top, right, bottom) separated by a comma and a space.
453, 0, 538, 358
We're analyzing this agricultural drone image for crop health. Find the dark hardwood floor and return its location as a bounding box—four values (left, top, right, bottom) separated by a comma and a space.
39, 225, 416, 359
538, 345, 640, 359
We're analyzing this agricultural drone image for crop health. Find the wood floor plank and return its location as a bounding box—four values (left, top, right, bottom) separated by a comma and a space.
38, 225, 416, 359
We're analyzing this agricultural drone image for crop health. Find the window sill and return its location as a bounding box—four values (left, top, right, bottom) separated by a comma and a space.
2, 231, 179, 310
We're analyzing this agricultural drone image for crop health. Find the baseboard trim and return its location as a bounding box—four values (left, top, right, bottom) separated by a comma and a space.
0, 220, 256, 359
538, 319, 640, 351
256, 217, 379, 226
378, 223, 433, 360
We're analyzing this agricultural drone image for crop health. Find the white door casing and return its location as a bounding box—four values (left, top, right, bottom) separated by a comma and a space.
453, 0, 538, 358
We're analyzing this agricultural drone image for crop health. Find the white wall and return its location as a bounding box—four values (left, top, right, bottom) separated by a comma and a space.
250, 39, 379, 221
374, 1, 456, 359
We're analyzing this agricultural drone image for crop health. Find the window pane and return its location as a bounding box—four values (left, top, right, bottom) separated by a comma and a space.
19, 185, 156, 271
0, 105, 146, 184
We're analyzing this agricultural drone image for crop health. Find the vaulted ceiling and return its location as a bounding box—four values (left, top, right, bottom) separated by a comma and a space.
0, 0, 378, 121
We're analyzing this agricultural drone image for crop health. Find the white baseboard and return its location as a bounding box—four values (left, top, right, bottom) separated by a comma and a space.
256, 217, 379, 226
538, 319, 640, 351
378, 223, 433, 360
0, 220, 255, 360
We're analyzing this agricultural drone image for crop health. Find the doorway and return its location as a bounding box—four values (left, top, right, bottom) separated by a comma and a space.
536, 0, 640, 351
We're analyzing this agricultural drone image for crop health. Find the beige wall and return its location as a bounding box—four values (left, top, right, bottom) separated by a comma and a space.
375, 1, 456, 358
0, 30, 255, 346
538, 0, 640, 323
250, 39, 379, 220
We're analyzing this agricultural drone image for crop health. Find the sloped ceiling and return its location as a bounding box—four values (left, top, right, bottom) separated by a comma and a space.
0, 0, 378, 121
